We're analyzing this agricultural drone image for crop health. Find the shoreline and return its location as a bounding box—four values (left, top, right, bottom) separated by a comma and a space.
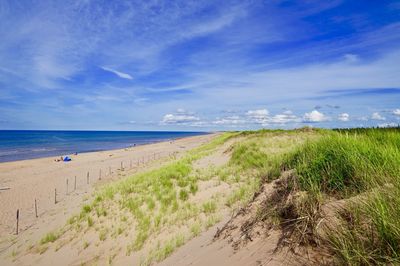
0, 131, 211, 164
0, 133, 218, 239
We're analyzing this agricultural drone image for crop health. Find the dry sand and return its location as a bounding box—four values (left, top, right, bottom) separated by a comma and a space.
159, 174, 307, 266
0, 134, 216, 239
0, 132, 313, 266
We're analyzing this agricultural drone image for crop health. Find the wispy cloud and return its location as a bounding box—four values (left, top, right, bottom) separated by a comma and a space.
269, 111, 300, 124
213, 115, 246, 126
1, 1, 399, 130
100, 66, 133, 80
160, 109, 201, 125
246, 109, 269, 125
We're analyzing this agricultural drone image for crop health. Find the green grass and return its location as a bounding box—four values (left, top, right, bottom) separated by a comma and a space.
99, 229, 108, 241
127, 230, 148, 254
285, 131, 400, 197
82, 205, 91, 214
230, 140, 269, 170
40, 232, 60, 245
202, 200, 217, 214
190, 222, 202, 237
87, 216, 94, 227
179, 189, 189, 201
226, 187, 246, 207
37, 129, 317, 262
143, 234, 187, 265
83, 241, 89, 249
189, 182, 198, 194
205, 215, 221, 229
272, 127, 400, 265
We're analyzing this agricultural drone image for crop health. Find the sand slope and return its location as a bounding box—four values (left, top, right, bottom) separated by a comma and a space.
0, 131, 322, 266
0, 134, 216, 256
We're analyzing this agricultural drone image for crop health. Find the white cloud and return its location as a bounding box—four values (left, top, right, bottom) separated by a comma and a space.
101, 66, 133, 80
269, 113, 300, 124
393, 109, 400, 116
338, 113, 350, 122
175, 108, 195, 115
213, 115, 246, 125
371, 112, 386, 120
186, 6, 245, 38
1, 1, 399, 130
161, 113, 200, 125
246, 109, 269, 124
246, 109, 269, 117
303, 110, 328, 122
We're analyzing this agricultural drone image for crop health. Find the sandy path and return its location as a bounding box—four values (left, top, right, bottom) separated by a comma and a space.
158, 221, 288, 266
159, 177, 308, 266
0, 133, 217, 240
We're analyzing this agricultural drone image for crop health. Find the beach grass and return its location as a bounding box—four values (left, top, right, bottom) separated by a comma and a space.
40, 231, 60, 245
35, 129, 319, 264
265, 127, 400, 265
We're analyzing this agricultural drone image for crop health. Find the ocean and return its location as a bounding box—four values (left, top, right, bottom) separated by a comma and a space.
0, 130, 208, 163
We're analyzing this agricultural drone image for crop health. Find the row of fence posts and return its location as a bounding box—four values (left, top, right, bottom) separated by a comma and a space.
14, 151, 174, 235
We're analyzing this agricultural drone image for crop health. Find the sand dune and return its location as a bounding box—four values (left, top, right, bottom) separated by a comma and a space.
0, 134, 216, 238
0, 130, 322, 265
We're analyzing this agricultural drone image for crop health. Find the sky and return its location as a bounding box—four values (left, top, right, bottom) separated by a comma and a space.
0, 0, 400, 131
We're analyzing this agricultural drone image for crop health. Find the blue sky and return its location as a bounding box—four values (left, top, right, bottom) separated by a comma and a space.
0, 0, 400, 131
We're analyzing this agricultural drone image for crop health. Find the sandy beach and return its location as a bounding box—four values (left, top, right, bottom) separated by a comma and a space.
0, 133, 216, 239
0, 130, 326, 266
1, 2, 397, 265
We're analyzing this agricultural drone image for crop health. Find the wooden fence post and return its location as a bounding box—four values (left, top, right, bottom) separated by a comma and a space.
99, 169, 102, 180
55, 188, 57, 204
16, 209, 19, 235
74, 176, 76, 191
35, 199, 38, 218
87, 172, 89, 184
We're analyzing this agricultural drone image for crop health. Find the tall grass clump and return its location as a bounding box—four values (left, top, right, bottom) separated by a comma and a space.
230, 140, 269, 171
40, 232, 60, 245
277, 128, 400, 264
286, 131, 400, 197
329, 184, 400, 265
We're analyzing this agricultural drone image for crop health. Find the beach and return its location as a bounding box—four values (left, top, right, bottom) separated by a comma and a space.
1, 2, 397, 265
0, 133, 216, 239
0, 130, 314, 266
1, 129, 396, 265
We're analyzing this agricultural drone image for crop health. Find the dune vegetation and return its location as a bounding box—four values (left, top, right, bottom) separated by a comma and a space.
34, 127, 400, 265
263, 127, 400, 265
34, 129, 315, 264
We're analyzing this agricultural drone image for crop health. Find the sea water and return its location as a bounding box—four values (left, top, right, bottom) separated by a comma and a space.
0, 130, 208, 162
